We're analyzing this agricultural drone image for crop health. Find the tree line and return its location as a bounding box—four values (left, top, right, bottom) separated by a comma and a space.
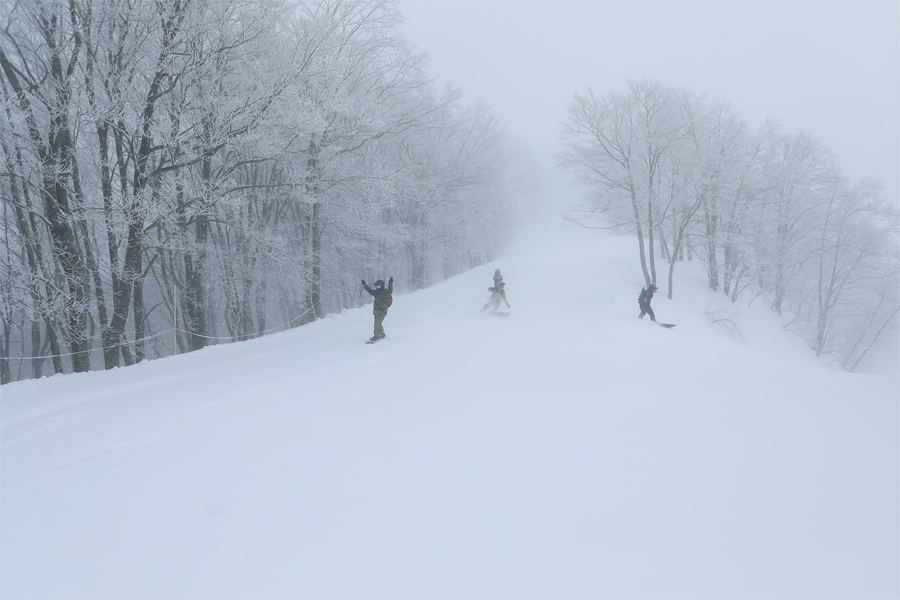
559, 79, 899, 371
0, 0, 525, 383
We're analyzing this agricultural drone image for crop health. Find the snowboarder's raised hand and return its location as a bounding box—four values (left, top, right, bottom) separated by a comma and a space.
389, 276, 393, 285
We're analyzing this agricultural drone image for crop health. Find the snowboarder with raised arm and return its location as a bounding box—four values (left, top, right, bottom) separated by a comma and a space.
482, 270, 510, 313
638, 284, 658, 322
361, 277, 393, 342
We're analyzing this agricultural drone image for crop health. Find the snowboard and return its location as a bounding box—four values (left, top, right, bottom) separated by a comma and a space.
493, 312, 510, 317
657, 323, 676, 328
366, 337, 384, 344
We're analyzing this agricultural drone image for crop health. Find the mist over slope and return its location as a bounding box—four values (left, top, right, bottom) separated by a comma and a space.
2, 219, 897, 599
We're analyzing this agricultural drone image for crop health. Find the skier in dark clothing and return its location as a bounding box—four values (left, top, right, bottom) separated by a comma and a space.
362, 277, 393, 341
638, 284, 658, 322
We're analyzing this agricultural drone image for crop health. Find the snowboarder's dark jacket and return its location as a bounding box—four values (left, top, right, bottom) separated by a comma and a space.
362, 278, 393, 313
638, 287, 655, 308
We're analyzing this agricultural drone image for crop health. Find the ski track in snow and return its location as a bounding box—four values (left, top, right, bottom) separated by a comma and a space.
2, 220, 898, 599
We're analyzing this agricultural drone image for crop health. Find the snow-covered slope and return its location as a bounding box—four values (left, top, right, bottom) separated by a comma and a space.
2, 220, 897, 599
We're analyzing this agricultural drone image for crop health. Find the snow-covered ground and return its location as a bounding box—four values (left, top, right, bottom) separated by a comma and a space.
2, 218, 897, 599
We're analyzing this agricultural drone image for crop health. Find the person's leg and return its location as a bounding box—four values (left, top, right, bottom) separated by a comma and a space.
374, 310, 386, 338
647, 306, 656, 322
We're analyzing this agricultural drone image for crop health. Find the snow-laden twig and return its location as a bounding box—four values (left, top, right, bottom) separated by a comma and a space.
705, 305, 746, 343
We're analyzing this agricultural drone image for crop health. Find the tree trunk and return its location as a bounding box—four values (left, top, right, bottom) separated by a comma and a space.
255, 278, 268, 336
722, 241, 733, 296
704, 206, 719, 292
1, 303, 13, 383
411, 247, 427, 291
647, 197, 657, 285
133, 246, 146, 362
98, 122, 125, 369
185, 212, 210, 351
306, 149, 325, 320
630, 184, 651, 285
30, 321, 42, 380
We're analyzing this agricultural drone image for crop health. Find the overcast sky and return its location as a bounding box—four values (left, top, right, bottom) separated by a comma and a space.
398, 1, 899, 207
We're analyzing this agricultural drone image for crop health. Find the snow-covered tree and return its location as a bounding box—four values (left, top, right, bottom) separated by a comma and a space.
0, 0, 525, 382
559, 79, 899, 371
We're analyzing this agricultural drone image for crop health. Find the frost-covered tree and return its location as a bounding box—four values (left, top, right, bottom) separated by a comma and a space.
559, 79, 690, 288
559, 79, 899, 371
0, 0, 525, 382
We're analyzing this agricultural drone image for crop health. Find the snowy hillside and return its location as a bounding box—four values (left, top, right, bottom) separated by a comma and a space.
2, 220, 898, 599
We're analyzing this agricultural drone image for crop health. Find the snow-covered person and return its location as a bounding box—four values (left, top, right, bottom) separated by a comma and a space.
482, 277, 510, 313
361, 277, 393, 341
638, 284, 658, 322
492, 268, 504, 289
